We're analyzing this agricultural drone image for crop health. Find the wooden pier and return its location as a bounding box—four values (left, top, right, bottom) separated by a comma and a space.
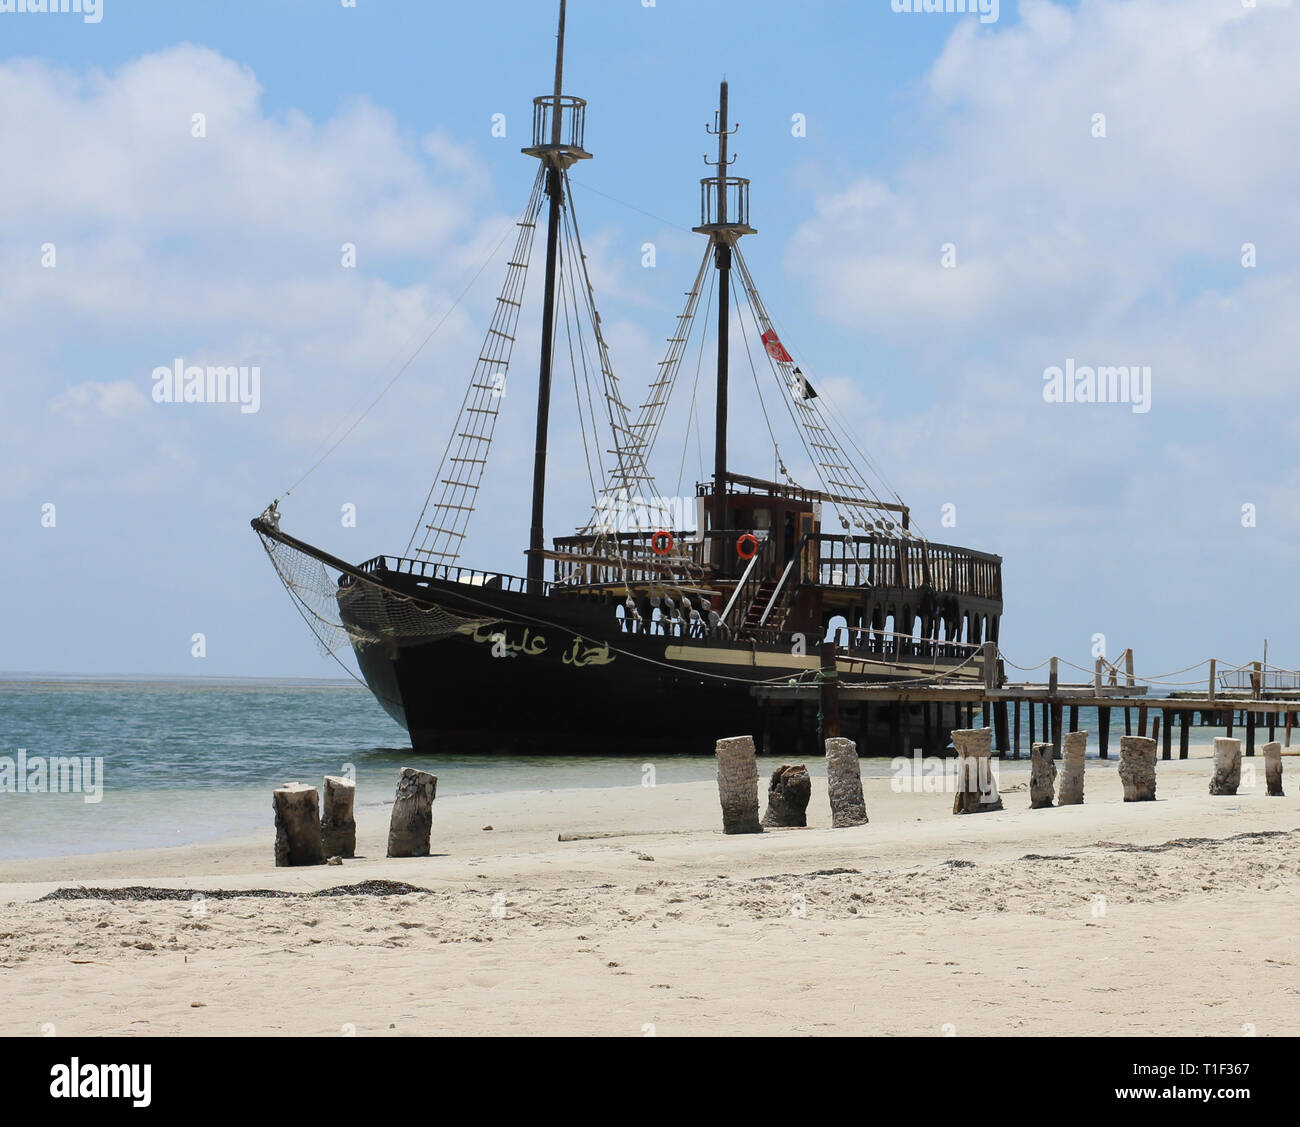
752, 643, 1300, 760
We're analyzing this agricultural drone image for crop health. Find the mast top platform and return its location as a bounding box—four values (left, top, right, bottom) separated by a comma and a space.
692, 177, 756, 238
522, 95, 592, 167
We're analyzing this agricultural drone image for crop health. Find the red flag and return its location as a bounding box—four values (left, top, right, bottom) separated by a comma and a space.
761, 329, 792, 364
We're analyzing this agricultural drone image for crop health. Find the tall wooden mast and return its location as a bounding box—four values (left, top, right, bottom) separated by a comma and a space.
523, 0, 590, 594
694, 81, 755, 561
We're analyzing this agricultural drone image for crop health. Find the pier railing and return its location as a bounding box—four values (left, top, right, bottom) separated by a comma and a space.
1217, 668, 1300, 692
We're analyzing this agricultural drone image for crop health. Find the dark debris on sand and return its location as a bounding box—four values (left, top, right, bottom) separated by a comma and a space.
36, 880, 430, 903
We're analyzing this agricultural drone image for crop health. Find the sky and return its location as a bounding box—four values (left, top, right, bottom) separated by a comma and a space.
1, 0, 1298, 688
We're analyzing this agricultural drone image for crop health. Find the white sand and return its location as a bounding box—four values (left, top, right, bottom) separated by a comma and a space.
2, 751, 1297, 1036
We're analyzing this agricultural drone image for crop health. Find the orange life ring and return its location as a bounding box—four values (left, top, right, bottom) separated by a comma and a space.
736, 533, 759, 560
651, 530, 674, 556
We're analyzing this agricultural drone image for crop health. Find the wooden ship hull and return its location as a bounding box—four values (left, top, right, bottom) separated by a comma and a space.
260, 494, 1002, 756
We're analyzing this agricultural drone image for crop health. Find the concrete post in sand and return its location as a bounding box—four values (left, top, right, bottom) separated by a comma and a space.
1209, 737, 1242, 796
1263, 741, 1285, 797
716, 735, 763, 834
273, 782, 324, 867
1118, 736, 1157, 802
1029, 742, 1056, 809
387, 768, 437, 857
951, 728, 1002, 814
825, 737, 869, 827
762, 764, 812, 828
321, 775, 357, 858
1057, 730, 1088, 806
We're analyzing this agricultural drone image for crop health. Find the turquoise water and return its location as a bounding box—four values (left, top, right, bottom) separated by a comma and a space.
0, 678, 1242, 861
0, 676, 828, 861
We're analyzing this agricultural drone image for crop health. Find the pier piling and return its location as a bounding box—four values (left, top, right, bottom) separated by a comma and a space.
1263, 742, 1285, 797
273, 782, 325, 868
1029, 742, 1056, 809
716, 735, 763, 834
762, 764, 811, 828
825, 737, 869, 828
951, 728, 1003, 815
1057, 730, 1087, 806
387, 768, 437, 857
1118, 736, 1157, 802
1209, 737, 1241, 796
321, 775, 357, 858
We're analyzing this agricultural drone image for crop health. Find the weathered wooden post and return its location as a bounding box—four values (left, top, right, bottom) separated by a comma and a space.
951, 728, 1002, 814
321, 775, 357, 858
1050, 702, 1064, 759
716, 735, 763, 834
1209, 737, 1241, 796
1098, 706, 1111, 760
762, 764, 812, 827
819, 642, 840, 739
1161, 709, 1173, 760
1179, 712, 1191, 760
273, 782, 324, 867
1138, 705, 1149, 738
1118, 735, 1157, 802
1208, 659, 1216, 703
825, 737, 869, 827
1246, 710, 1257, 757
1013, 699, 1021, 759
387, 768, 437, 857
1057, 730, 1087, 805
1263, 741, 1285, 797
1029, 741, 1056, 809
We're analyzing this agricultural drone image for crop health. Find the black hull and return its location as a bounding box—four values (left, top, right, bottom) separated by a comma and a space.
341, 569, 971, 756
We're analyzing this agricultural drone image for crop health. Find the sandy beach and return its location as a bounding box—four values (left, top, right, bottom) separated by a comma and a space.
3, 749, 1297, 1037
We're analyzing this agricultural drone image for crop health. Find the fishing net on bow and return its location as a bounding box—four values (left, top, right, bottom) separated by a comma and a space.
255, 523, 498, 662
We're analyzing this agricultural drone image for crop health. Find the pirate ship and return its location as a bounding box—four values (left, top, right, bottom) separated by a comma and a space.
253, 0, 1003, 755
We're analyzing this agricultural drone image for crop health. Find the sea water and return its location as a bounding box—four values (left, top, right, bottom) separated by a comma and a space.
0, 676, 1238, 860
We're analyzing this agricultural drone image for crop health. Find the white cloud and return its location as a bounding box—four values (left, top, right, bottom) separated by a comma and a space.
789, 0, 1300, 350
